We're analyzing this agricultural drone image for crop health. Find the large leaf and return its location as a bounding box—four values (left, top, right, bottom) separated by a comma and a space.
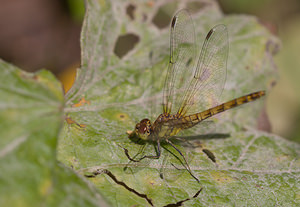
0, 60, 109, 206
2, 0, 297, 206
57, 0, 300, 206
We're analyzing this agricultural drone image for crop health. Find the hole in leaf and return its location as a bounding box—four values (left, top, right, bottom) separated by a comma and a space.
270, 80, 276, 87
142, 13, 147, 21
114, 33, 140, 58
126, 4, 136, 20
186, 1, 210, 13
152, 3, 177, 29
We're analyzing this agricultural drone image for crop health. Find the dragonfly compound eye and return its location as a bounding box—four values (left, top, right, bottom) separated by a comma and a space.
136, 119, 152, 135
138, 125, 147, 134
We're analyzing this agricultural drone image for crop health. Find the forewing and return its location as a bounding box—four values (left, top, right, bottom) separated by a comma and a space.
163, 10, 196, 115
177, 25, 228, 116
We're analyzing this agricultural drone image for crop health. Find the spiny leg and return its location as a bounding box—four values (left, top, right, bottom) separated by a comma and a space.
120, 140, 161, 162
166, 139, 200, 182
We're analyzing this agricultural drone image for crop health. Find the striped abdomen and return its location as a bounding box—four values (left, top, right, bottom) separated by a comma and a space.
180, 91, 265, 129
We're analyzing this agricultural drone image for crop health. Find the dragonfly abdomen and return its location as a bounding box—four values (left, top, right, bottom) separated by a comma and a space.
182, 91, 265, 127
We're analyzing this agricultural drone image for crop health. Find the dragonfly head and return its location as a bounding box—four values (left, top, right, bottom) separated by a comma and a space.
134, 119, 152, 140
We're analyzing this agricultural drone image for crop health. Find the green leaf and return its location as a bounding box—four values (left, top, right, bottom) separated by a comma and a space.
0, 60, 109, 206
57, 0, 300, 206
0, 0, 294, 206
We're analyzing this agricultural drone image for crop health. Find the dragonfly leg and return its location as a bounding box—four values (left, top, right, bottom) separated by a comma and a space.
141, 140, 161, 160
166, 139, 200, 182
120, 140, 161, 162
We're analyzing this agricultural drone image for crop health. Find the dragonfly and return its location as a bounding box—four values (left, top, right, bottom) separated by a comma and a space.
124, 9, 265, 181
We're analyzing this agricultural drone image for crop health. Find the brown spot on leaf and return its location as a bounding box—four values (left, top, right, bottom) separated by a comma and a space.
72, 97, 90, 107
117, 113, 129, 121
146, 1, 154, 7
202, 148, 216, 163
65, 116, 86, 128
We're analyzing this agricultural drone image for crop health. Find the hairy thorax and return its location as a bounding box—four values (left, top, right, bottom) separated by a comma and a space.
151, 114, 183, 140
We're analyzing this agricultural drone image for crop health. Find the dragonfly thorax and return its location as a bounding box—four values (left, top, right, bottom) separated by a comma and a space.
134, 118, 152, 140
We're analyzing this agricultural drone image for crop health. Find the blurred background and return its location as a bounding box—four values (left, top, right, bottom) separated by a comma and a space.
0, 0, 299, 143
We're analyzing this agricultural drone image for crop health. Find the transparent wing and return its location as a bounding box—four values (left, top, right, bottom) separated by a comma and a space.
163, 9, 197, 115
176, 24, 228, 116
